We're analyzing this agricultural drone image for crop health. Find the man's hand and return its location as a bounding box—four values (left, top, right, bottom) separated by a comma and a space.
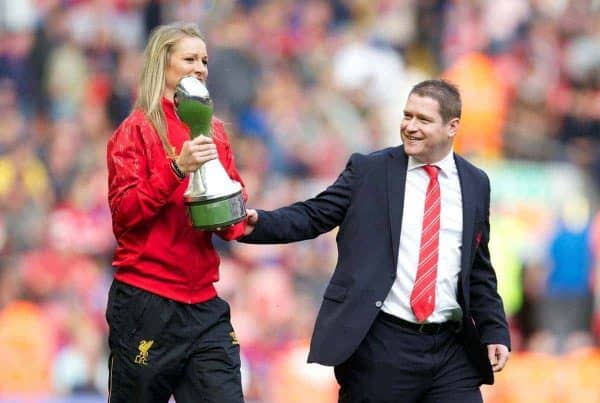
244, 209, 258, 235
487, 344, 509, 372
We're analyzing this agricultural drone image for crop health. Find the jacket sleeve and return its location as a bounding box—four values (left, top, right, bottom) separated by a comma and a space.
107, 119, 182, 236
212, 120, 248, 240
469, 172, 511, 349
239, 153, 358, 244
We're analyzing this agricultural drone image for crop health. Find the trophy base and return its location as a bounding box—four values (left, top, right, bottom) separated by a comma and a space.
185, 190, 246, 230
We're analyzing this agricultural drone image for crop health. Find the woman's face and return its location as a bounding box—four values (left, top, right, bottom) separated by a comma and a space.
164, 35, 208, 100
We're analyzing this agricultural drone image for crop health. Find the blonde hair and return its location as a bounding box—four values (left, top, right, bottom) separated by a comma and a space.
135, 22, 204, 158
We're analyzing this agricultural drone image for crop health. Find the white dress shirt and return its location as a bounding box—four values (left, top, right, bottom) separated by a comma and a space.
382, 150, 463, 323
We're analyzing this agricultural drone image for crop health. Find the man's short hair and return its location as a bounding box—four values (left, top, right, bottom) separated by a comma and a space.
409, 79, 461, 123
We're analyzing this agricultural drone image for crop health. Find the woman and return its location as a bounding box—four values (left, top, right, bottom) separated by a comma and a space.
106, 23, 246, 402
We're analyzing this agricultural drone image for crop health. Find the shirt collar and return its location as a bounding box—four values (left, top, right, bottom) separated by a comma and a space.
407, 150, 455, 177
161, 97, 177, 119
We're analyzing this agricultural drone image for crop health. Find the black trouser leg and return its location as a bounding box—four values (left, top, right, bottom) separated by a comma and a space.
335, 313, 483, 403
173, 303, 244, 403
105, 280, 244, 403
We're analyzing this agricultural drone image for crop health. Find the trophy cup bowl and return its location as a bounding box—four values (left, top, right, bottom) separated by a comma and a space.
174, 76, 246, 230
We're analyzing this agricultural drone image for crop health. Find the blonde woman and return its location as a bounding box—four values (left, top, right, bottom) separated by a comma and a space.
106, 23, 246, 402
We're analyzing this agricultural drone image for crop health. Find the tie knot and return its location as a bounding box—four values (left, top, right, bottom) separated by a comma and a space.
423, 164, 439, 180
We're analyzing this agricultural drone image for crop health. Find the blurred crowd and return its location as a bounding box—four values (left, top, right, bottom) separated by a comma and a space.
1, 0, 600, 402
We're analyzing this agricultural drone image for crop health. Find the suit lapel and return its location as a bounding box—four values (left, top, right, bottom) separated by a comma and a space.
455, 154, 477, 281
387, 147, 408, 268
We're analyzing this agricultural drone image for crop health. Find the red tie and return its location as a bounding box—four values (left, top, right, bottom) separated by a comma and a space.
410, 165, 441, 322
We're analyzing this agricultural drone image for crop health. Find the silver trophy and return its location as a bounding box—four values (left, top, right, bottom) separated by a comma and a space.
174, 76, 246, 230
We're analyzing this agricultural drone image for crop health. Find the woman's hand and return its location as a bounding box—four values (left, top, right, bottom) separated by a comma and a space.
176, 136, 218, 174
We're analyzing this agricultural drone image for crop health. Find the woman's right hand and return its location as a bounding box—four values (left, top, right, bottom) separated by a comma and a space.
175, 136, 218, 174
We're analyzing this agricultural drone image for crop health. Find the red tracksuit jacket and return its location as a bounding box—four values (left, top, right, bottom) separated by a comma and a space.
107, 98, 246, 303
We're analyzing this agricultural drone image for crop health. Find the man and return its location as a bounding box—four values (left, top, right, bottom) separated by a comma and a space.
241, 79, 510, 402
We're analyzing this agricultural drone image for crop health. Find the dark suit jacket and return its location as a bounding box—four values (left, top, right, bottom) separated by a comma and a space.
240, 146, 510, 384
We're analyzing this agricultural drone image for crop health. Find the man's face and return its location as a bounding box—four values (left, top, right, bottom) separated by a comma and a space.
400, 94, 459, 163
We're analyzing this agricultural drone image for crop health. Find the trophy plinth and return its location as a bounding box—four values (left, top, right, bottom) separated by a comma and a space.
174, 76, 246, 230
